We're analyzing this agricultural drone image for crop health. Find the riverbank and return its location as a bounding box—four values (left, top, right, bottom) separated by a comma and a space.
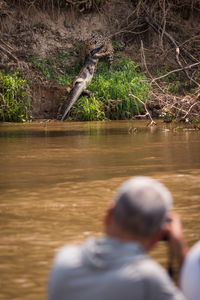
0, 0, 200, 124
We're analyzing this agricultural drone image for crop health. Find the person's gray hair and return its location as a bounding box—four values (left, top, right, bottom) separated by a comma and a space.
113, 176, 172, 237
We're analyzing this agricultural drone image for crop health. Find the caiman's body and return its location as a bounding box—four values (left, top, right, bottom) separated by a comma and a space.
57, 45, 104, 121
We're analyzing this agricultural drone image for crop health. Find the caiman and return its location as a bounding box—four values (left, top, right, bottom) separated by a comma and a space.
57, 45, 105, 121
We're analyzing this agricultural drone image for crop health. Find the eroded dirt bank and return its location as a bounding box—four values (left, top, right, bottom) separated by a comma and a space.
0, 0, 200, 121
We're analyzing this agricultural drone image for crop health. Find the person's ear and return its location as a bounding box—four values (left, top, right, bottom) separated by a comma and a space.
149, 229, 164, 249
104, 203, 114, 227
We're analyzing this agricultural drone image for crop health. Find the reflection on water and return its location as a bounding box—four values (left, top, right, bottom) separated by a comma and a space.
0, 120, 200, 300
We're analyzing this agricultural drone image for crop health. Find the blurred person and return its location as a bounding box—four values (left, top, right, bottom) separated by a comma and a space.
180, 240, 200, 300
48, 176, 186, 300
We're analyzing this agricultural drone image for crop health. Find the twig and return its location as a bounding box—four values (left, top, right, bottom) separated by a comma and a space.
145, 15, 198, 63
152, 91, 200, 122
129, 93, 156, 126
140, 40, 165, 93
145, 15, 200, 87
151, 61, 200, 83
0, 39, 15, 51
182, 102, 199, 120
175, 46, 200, 87
0, 92, 6, 106
0, 44, 18, 63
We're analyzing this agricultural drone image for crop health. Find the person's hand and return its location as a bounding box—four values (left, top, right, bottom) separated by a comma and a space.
162, 212, 188, 269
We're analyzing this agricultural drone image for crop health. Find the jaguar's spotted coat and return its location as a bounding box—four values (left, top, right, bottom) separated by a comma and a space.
81, 34, 114, 69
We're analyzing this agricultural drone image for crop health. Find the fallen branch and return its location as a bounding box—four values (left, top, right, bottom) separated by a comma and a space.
151, 61, 200, 83
129, 93, 156, 126
182, 102, 199, 120
151, 91, 200, 124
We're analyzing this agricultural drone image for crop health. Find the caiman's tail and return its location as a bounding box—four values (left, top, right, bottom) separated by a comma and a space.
57, 83, 84, 121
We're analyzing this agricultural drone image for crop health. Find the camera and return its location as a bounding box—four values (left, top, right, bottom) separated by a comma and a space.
162, 232, 169, 241
161, 216, 171, 241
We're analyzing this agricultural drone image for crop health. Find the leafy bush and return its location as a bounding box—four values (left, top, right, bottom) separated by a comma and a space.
70, 58, 150, 121
0, 72, 31, 122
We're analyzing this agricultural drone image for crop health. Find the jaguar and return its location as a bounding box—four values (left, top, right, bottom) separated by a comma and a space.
81, 33, 115, 69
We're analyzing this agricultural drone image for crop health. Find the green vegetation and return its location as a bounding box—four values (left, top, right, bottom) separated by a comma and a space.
28, 50, 81, 86
0, 72, 31, 122
70, 96, 105, 121
27, 54, 150, 121
69, 58, 150, 121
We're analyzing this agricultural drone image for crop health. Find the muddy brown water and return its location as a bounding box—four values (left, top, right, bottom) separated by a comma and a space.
0, 120, 200, 300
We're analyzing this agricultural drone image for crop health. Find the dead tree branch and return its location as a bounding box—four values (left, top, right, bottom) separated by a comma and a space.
145, 16, 198, 63
151, 61, 200, 83
182, 102, 199, 120
151, 91, 200, 124
145, 15, 200, 87
129, 93, 156, 126
140, 40, 165, 93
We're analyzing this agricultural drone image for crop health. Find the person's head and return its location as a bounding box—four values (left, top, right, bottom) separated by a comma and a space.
105, 176, 172, 249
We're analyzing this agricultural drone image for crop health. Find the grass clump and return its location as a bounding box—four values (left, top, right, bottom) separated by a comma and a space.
70, 96, 105, 121
0, 72, 31, 122
69, 58, 150, 121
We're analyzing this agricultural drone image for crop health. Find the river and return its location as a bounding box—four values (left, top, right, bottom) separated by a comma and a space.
0, 120, 200, 300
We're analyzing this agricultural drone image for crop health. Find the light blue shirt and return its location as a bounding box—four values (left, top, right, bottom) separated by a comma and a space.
48, 236, 185, 300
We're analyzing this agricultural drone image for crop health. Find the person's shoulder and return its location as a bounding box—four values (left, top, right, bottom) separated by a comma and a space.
134, 257, 169, 281
53, 244, 82, 268
131, 258, 185, 300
